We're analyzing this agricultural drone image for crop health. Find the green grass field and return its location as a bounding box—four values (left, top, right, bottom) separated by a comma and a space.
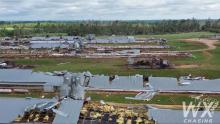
86, 92, 220, 105
14, 49, 220, 79
137, 32, 213, 51
93, 40, 208, 51
14, 32, 220, 78
14, 58, 220, 79
135, 32, 214, 39
97, 32, 211, 51
168, 40, 208, 51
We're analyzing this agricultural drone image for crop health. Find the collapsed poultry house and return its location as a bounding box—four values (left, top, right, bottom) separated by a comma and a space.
13, 101, 58, 123
128, 57, 174, 69
78, 102, 156, 124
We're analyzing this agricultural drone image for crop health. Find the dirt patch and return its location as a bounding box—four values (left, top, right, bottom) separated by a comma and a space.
175, 64, 199, 69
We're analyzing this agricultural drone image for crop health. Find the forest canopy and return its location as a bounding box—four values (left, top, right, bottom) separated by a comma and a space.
0, 19, 220, 37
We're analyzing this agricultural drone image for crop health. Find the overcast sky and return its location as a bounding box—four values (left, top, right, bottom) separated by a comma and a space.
0, 0, 219, 21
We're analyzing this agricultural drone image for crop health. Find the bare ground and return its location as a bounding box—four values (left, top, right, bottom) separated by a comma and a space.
175, 64, 199, 69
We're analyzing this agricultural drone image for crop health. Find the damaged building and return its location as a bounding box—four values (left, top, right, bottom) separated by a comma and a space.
209, 34, 220, 40
136, 38, 168, 45
30, 36, 85, 50
89, 36, 135, 43
128, 57, 174, 69
0, 37, 29, 49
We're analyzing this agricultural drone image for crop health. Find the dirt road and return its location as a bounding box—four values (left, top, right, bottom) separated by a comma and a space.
183, 38, 218, 52
175, 38, 218, 68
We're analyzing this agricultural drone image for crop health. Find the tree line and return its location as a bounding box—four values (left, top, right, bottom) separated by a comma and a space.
0, 19, 219, 37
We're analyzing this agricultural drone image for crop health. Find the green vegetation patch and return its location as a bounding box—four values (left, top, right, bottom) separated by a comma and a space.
168, 40, 208, 51
86, 91, 220, 105
135, 32, 214, 39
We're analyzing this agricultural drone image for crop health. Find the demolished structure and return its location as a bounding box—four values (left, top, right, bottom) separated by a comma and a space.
60, 73, 85, 100
128, 57, 174, 69
136, 38, 168, 45
30, 36, 85, 49
89, 36, 135, 43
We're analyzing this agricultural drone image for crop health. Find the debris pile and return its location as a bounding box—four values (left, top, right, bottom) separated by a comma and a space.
78, 102, 156, 124
13, 102, 59, 123
128, 57, 174, 69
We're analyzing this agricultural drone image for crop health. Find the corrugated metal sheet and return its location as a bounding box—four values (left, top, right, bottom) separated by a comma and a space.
149, 77, 220, 92
0, 98, 55, 123
53, 98, 83, 124
31, 42, 70, 49
88, 75, 147, 90
0, 69, 63, 86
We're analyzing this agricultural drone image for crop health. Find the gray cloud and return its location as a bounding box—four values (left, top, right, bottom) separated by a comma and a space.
0, 0, 219, 20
